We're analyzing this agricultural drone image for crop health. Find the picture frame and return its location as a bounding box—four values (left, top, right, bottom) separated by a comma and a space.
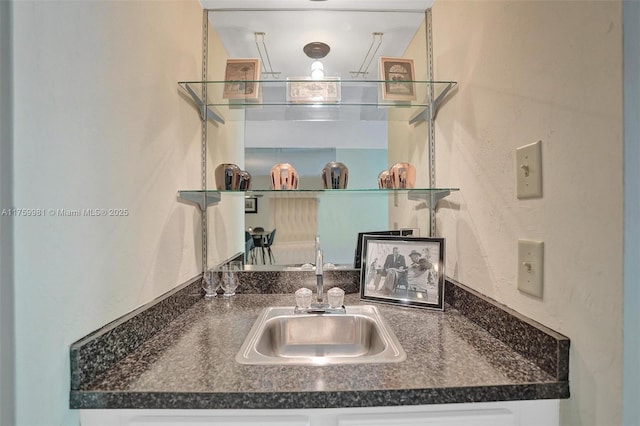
379, 57, 417, 101
223, 59, 261, 100
286, 77, 341, 103
244, 197, 258, 214
353, 230, 414, 269
360, 235, 445, 310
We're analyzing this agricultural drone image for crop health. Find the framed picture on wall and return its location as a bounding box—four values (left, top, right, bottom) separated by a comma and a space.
223, 59, 261, 99
360, 235, 445, 310
379, 57, 417, 101
244, 197, 258, 214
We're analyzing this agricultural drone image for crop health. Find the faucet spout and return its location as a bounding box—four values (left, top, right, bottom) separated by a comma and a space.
293, 247, 345, 315
316, 248, 323, 303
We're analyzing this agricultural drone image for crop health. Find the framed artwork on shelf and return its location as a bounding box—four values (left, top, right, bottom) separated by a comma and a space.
244, 197, 258, 214
223, 59, 261, 100
379, 57, 417, 101
286, 77, 341, 103
360, 235, 445, 310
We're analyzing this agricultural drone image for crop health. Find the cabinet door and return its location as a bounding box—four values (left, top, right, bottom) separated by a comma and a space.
337, 409, 515, 426
127, 415, 310, 426
80, 412, 310, 426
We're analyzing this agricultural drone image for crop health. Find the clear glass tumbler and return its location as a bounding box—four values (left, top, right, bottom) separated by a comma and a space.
220, 261, 242, 298
202, 269, 221, 299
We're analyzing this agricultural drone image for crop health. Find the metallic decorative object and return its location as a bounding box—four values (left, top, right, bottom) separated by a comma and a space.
377, 169, 392, 189
238, 170, 252, 191
389, 162, 416, 189
270, 163, 299, 190
321, 161, 349, 189
215, 163, 241, 190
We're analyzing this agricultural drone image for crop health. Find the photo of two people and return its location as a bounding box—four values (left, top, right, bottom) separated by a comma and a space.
360, 236, 444, 310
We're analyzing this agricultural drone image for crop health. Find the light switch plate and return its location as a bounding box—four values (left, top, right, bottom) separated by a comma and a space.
517, 239, 544, 298
516, 140, 542, 199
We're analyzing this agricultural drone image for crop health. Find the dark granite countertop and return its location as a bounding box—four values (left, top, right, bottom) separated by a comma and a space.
70, 277, 569, 409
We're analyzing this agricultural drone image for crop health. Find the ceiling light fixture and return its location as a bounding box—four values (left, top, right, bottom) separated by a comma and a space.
303, 42, 330, 80
311, 60, 324, 79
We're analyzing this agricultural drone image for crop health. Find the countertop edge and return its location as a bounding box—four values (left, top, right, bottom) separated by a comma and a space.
70, 382, 569, 410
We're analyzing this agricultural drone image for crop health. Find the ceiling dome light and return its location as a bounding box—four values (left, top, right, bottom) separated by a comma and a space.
303, 42, 330, 59
311, 60, 325, 79
304, 42, 330, 80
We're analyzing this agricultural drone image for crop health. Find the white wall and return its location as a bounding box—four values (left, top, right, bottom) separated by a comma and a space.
0, 1, 15, 424
623, 1, 640, 424
432, 1, 623, 425
12, 1, 204, 424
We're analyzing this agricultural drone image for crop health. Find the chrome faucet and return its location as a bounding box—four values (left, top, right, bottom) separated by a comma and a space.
316, 248, 324, 304
293, 245, 345, 315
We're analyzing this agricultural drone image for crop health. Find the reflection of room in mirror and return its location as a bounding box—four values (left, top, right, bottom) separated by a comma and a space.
244, 148, 390, 266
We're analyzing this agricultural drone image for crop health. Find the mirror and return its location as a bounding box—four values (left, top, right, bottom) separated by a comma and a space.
205, 7, 433, 267
244, 147, 390, 266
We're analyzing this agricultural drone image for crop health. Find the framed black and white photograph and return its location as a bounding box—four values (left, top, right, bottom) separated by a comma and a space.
360, 235, 444, 310
244, 197, 258, 214
379, 57, 417, 101
286, 77, 341, 103
223, 59, 260, 99
353, 229, 414, 269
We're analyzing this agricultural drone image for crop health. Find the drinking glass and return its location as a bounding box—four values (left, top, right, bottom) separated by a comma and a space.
220, 261, 242, 298
202, 269, 221, 299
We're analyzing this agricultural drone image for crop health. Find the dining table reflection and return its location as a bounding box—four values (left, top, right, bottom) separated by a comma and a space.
246, 227, 276, 264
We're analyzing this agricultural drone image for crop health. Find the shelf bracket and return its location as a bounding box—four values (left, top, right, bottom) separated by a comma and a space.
177, 191, 221, 211
178, 83, 226, 125
408, 81, 457, 125
407, 189, 451, 210
408, 107, 430, 126
431, 81, 457, 120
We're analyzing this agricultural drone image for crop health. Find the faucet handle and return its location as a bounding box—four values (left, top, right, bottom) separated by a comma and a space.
327, 287, 345, 308
295, 287, 313, 309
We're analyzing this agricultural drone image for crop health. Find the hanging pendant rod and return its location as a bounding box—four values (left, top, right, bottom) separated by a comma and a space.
254, 32, 281, 79
350, 32, 383, 78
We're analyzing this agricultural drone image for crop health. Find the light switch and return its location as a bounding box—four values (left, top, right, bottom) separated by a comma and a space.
516, 140, 542, 199
517, 239, 544, 298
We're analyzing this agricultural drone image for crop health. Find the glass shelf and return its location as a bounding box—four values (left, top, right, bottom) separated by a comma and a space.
177, 188, 459, 211
178, 79, 457, 123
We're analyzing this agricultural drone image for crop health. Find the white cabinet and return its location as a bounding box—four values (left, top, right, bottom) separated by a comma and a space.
81, 400, 559, 426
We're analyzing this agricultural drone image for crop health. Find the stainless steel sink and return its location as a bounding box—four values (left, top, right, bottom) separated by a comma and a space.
236, 305, 406, 365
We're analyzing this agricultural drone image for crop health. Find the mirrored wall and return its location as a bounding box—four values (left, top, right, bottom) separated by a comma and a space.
203, 7, 434, 268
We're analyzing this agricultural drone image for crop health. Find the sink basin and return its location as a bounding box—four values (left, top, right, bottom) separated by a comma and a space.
236, 305, 406, 365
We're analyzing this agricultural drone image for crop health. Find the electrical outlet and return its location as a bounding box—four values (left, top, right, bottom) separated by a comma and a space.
517, 239, 544, 298
516, 140, 542, 199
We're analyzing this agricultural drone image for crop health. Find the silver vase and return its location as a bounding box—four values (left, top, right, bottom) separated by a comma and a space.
215, 163, 241, 190
377, 169, 392, 189
238, 170, 252, 191
270, 163, 299, 190
389, 162, 416, 189
321, 162, 349, 189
